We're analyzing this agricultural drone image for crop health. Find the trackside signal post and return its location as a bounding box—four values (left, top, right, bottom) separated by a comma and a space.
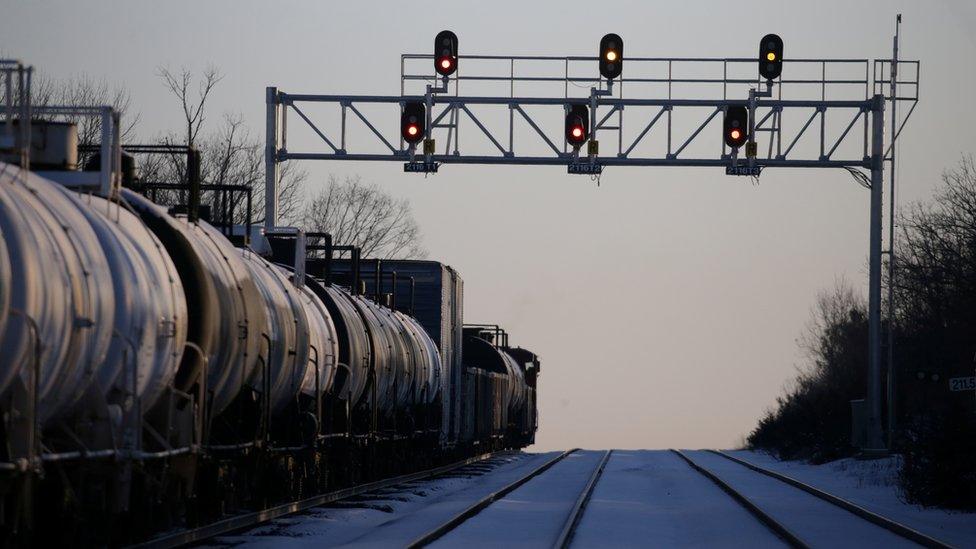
265, 29, 919, 453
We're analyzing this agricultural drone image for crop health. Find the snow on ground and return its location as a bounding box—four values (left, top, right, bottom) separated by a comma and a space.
729, 450, 976, 549
686, 450, 916, 548
202, 449, 976, 548
572, 450, 787, 549
204, 451, 559, 548
429, 450, 606, 548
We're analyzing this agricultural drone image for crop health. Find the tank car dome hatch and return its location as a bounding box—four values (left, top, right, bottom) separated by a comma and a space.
0, 120, 78, 170
0, 164, 115, 424
84, 149, 140, 188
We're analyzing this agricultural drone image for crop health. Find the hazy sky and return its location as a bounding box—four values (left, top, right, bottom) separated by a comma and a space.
4, 0, 975, 451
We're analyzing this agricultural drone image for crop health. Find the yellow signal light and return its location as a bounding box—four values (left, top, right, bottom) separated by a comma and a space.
766, 52, 776, 61
606, 50, 618, 62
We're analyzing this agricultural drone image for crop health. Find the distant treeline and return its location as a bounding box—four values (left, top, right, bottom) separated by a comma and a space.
748, 156, 976, 510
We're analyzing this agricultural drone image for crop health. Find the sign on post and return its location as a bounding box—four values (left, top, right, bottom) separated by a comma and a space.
948, 376, 976, 392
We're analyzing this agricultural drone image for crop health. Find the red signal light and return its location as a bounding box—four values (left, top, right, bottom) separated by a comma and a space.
402, 101, 426, 144
434, 31, 459, 76
565, 104, 589, 147
724, 106, 749, 148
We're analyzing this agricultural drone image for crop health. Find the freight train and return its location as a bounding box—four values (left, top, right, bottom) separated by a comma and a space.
0, 120, 540, 546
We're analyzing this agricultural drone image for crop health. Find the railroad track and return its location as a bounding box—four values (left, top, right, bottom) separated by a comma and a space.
672, 449, 955, 549
131, 451, 505, 549
407, 448, 612, 549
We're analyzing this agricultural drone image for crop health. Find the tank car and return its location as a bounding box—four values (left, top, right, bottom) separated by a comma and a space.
0, 118, 540, 545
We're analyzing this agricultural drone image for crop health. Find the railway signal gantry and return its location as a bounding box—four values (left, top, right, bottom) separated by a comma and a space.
264, 27, 919, 453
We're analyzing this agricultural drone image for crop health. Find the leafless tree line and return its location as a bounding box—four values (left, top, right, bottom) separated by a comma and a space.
27, 66, 425, 258
303, 175, 426, 259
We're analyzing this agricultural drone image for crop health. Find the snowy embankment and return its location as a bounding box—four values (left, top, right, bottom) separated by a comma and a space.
204, 452, 559, 548
730, 450, 976, 549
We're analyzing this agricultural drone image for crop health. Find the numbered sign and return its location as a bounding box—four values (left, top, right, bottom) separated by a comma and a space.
948, 376, 976, 392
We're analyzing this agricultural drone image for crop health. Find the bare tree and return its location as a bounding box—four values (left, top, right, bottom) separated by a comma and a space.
30, 73, 140, 166
303, 175, 427, 259
156, 65, 222, 148
142, 66, 307, 225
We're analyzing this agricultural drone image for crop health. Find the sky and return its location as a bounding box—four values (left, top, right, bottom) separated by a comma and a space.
3, 0, 975, 451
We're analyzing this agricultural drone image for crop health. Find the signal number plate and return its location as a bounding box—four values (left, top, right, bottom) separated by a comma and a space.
949, 376, 976, 392
404, 162, 439, 173
568, 163, 603, 175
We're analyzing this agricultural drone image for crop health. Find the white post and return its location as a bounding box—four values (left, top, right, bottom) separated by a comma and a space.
265, 87, 279, 230
99, 106, 112, 197
886, 14, 901, 449
866, 93, 886, 452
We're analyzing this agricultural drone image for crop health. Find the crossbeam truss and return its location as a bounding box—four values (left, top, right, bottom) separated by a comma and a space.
274, 93, 876, 167
266, 53, 919, 453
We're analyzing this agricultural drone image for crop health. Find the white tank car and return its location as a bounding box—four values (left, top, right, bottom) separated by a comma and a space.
239, 250, 309, 415
65, 192, 187, 412
377, 305, 415, 409
123, 190, 266, 417
500, 349, 527, 417
0, 164, 114, 423
349, 294, 403, 413
396, 311, 442, 405
288, 275, 339, 401
0, 224, 9, 377
313, 283, 371, 405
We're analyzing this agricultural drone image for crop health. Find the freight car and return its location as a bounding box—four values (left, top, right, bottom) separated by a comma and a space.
0, 118, 541, 546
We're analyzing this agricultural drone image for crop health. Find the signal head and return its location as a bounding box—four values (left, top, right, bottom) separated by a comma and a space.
724, 105, 749, 149
599, 33, 623, 80
565, 104, 590, 147
401, 101, 426, 145
759, 33, 784, 81
434, 30, 459, 76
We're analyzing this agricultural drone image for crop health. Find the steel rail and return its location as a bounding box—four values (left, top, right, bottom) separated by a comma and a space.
406, 448, 579, 548
553, 449, 612, 549
708, 450, 956, 549
671, 449, 809, 549
130, 451, 505, 549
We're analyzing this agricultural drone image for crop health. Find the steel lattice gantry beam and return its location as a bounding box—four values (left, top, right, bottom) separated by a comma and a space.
266, 93, 878, 169
265, 52, 919, 454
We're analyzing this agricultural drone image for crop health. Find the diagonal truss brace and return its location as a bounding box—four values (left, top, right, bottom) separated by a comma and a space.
270, 92, 877, 170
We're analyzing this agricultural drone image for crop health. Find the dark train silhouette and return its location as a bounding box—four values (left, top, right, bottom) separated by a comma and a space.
0, 126, 540, 545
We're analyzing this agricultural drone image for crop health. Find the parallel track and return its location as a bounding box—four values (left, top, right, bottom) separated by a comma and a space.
131, 451, 504, 549
674, 449, 958, 549
406, 448, 588, 548
708, 450, 955, 549
553, 449, 612, 549
671, 449, 809, 549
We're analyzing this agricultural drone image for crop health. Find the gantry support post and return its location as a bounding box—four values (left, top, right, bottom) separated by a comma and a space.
866, 93, 886, 452
265, 86, 280, 230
